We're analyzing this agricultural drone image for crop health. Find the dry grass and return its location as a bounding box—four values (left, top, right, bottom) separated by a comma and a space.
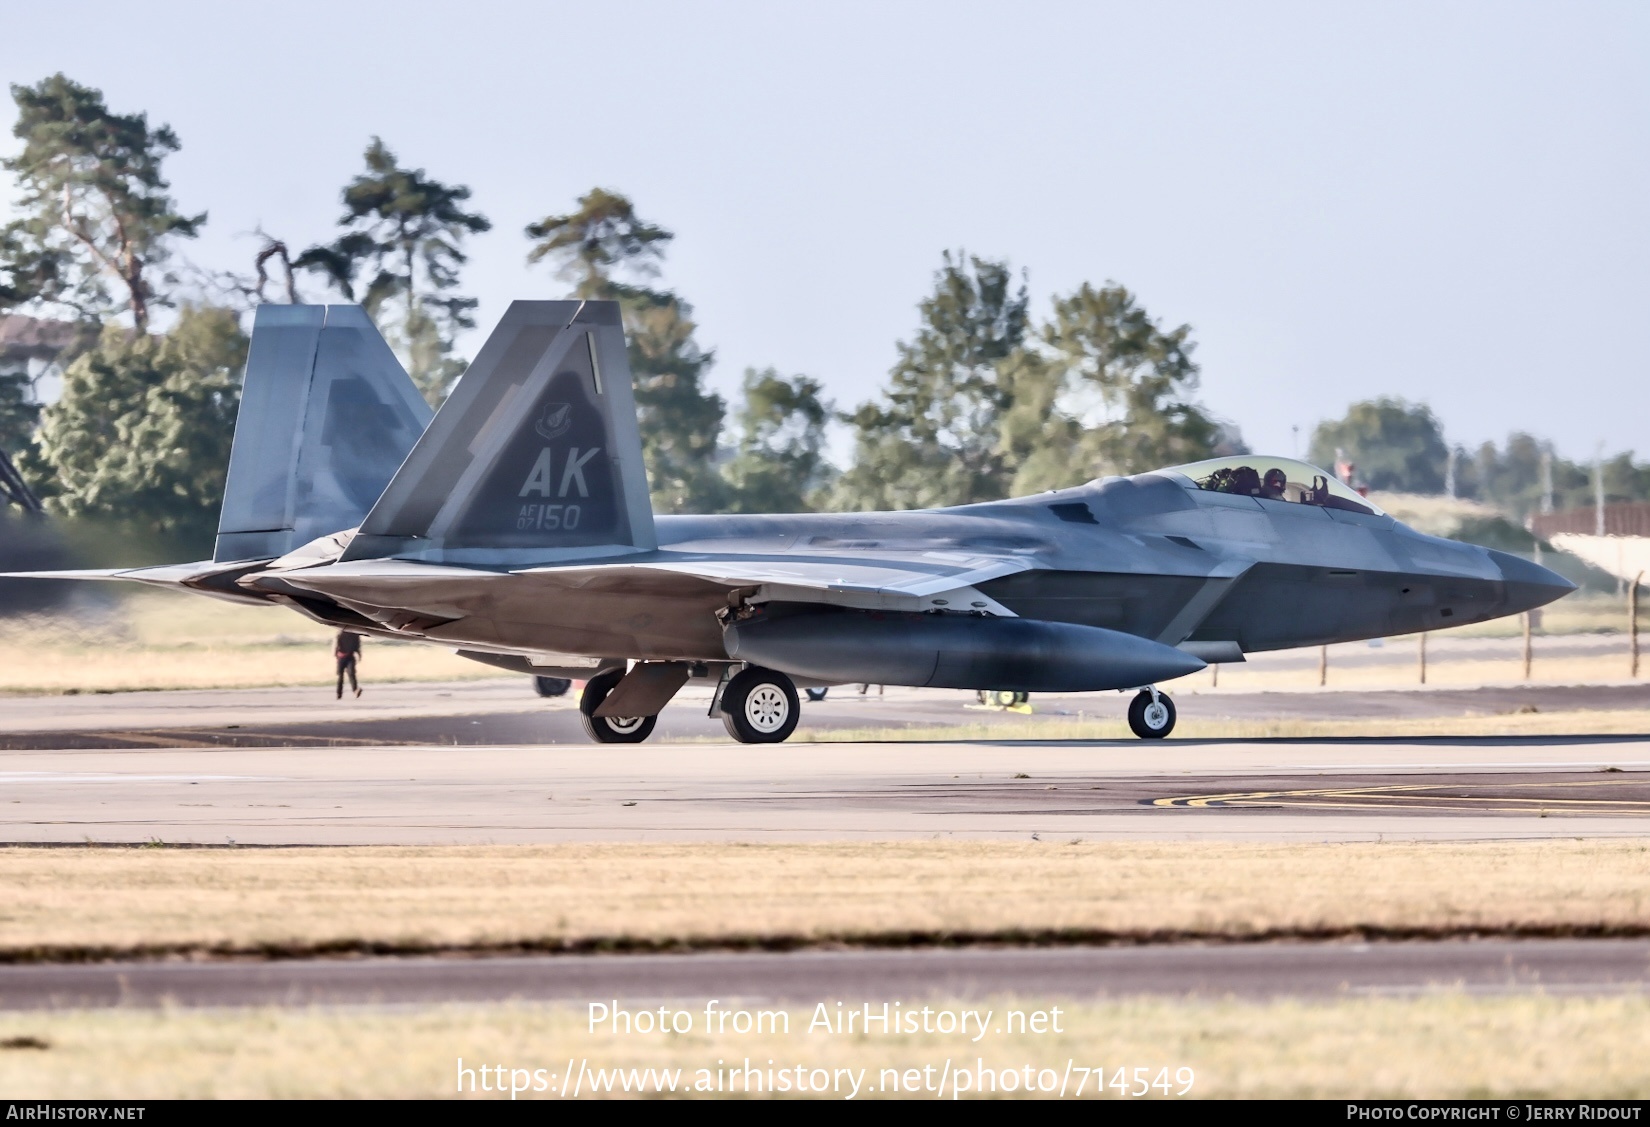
1, 994, 1648, 1098
2, 841, 1649, 956
0, 588, 493, 693
799, 707, 1650, 743
1367, 491, 1510, 535
1203, 649, 1641, 692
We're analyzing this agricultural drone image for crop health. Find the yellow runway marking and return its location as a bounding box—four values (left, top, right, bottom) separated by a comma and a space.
1153, 779, 1650, 815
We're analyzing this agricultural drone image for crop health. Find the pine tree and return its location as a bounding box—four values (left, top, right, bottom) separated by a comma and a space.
1027, 282, 1219, 489
2, 74, 203, 331
832, 252, 1029, 510
721, 368, 834, 513
525, 189, 726, 513
297, 138, 490, 404
0, 370, 39, 456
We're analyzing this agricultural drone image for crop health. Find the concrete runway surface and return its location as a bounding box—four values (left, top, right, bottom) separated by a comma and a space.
0, 678, 1647, 750
2, 940, 1648, 1010
0, 680, 1646, 843
1, 728, 1648, 843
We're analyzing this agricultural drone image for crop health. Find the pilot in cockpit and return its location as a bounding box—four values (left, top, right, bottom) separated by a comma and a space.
1261, 467, 1288, 500
1228, 465, 1261, 496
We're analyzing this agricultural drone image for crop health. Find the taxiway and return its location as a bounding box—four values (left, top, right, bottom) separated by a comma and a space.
2, 940, 1647, 1010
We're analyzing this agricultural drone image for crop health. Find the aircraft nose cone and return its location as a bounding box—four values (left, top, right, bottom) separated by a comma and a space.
1485, 548, 1576, 615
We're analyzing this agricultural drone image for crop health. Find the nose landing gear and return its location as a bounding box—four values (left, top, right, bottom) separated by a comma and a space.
1127, 686, 1176, 739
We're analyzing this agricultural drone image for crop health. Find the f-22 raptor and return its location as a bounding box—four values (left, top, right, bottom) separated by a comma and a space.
14, 301, 1574, 743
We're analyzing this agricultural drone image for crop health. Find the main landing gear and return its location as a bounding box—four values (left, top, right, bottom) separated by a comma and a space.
718, 666, 800, 744
1127, 686, 1176, 739
578, 663, 805, 745
579, 667, 657, 743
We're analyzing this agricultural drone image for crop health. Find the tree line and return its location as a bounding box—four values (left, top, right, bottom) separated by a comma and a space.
2, 74, 1645, 555
1308, 399, 1650, 521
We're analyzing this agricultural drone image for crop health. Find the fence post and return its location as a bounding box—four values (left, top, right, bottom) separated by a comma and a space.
1522, 613, 1533, 680
1319, 644, 1328, 687
1632, 571, 1643, 680
1418, 632, 1427, 685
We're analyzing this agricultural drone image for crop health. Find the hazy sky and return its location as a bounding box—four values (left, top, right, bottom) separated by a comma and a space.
2, 1, 1645, 465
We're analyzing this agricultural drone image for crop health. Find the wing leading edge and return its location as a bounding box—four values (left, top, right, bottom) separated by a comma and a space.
265, 549, 1030, 620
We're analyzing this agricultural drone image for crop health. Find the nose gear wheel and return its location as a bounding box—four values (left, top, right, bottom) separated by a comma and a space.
1127, 687, 1176, 739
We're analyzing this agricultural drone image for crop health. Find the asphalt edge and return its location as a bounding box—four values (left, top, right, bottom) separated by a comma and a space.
6, 922, 1650, 966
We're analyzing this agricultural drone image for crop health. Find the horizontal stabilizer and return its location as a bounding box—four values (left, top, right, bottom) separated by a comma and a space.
216, 305, 432, 563
0, 567, 136, 581
0, 560, 273, 604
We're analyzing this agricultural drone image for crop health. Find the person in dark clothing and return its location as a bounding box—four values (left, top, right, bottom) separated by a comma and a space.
335, 630, 363, 699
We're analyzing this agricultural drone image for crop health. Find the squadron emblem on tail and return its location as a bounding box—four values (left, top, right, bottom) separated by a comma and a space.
534, 402, 573, 441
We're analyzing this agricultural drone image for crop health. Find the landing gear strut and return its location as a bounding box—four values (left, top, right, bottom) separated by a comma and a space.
976, 689, 1030, 709
579, 667, 658, 743
719, 666, 800, 744
1127, 687, 1176, 739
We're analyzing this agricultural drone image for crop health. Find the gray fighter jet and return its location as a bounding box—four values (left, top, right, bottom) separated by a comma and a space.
11, 300, 1574, 743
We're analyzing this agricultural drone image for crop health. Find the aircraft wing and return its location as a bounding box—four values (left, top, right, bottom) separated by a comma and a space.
517, 551, 1030, 612
271, 550, 1032, 616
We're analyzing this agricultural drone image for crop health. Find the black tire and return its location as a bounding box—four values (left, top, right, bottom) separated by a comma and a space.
533, 676, 572, 698
720, 667, 800, 744
805, 687, 829, 702
1127, 689, 1176, 739
578, 667, 657, 743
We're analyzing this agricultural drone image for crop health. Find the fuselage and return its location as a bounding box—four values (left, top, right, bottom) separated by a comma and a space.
649, 467, 1570, 658
170, 460, 1575, 677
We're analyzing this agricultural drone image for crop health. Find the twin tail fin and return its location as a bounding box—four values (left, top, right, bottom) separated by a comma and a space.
342, 300, 654, 565
215, 304, 432, 562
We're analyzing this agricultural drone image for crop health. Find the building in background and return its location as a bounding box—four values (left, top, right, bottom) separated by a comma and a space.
1530, 504, 1650, 587
0, 314, 79, 409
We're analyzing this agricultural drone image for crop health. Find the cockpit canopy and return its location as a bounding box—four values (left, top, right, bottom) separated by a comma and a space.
1160, 456, 1386, 517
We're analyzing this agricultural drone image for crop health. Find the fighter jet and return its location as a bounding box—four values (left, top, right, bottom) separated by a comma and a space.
10, 300, 1574, 743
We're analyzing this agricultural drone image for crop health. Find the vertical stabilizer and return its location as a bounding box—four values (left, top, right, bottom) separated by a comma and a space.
342, 300, 655, 565
215, 305, 433, 562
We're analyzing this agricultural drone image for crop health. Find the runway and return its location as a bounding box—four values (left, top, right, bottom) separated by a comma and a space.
3, 940, 1647, 1010
0, 680, 1642, 842
1, 678, 1646, 750
1, 732, 1648, 844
